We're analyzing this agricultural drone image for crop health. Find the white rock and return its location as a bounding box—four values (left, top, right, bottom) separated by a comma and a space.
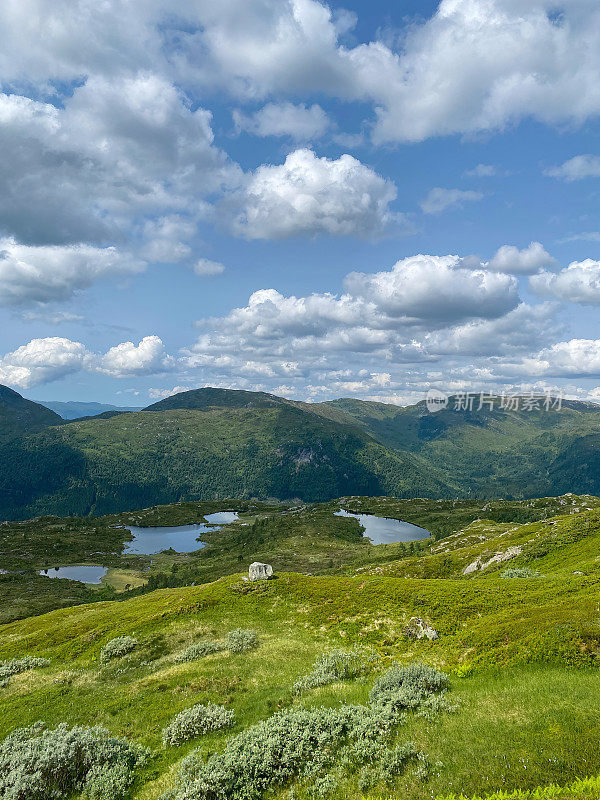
249, 562, 273, 581
404, 617, 439, 641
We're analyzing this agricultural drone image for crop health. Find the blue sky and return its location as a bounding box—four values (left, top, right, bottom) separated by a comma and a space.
1, 0, 600, 406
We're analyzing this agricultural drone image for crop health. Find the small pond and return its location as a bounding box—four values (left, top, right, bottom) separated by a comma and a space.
39, 566, 108, 584
334, 510, 431, 545
124, 512, 240, 555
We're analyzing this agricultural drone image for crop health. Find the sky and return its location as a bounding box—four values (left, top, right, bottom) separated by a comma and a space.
2, 0, 600, 407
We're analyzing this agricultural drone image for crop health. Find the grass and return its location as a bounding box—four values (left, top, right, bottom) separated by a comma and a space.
0, 562, 599, 799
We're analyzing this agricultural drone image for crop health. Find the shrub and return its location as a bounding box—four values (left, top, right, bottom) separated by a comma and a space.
0, 657, 49, 685
226, 628, 259, 654
501, 567, 541, 578
174, 639, 225, 663
162, 703, 235, 746
163, 662, 450, 800
100, 636, 138, 664
294, 649, 373, 693
0, 721, 148, 800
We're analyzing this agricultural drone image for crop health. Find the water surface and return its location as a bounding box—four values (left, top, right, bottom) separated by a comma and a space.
124, 512, 240, 555
39, 566, 108, 583
334, 510, 431, 544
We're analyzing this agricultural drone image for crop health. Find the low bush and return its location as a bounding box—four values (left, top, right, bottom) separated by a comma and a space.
174, 639, 225, 663
0, 721, 148, 800
162, 703, 235, 746
226, 628, 259, 654
163, 662, 451, 800
0, 657, 49, 686
501, 567, 541, 578
294, 649, 374, 693
100, 635, 138, 664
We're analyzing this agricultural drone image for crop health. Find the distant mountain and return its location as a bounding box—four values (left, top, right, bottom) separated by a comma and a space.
39, 400, 143, 420
0, 384, 63, 443
2, 386, 600, 521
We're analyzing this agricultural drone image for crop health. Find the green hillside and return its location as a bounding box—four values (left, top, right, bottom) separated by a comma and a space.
314, 396, 600, 497
3, 386, 600, 520
2, 493, 600, 800
0, 398, 451, 520
0, 384, 62, 443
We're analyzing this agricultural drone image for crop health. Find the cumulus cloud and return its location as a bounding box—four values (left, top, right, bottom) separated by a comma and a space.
141, 217, 195, 264
98, 336, 173, 377
487, 242, 558, 275
0, 337, 91, 388
228, 149, 400, 240
420, 188, 484, 215
0, 239, 144, 306
194, 259, 226, 276
0, 75, 238, 246
530, 259, 600, 304
3, 0, 600, 146
544, 154, 600, 181
0, 335, 173, 388
233, 103, 331, 141
345, 255, 518, 324
507, 339, 600, 379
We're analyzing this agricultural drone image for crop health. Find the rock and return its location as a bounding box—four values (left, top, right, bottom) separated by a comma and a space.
249, 562, 273, 581
462, 546, 522, 575
404, 617, 438, 641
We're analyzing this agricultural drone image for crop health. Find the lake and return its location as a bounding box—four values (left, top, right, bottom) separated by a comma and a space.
334, 509, 431, 544
124, 512, 240, 555
39, 566, 108, 583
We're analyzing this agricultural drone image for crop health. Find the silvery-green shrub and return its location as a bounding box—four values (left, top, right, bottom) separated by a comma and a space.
501, 567, 540, 578
162, 703, 235, 746
0, 657, 49, 685
100, 636, 138, 664
294, 649, 373, 693
162, 661, 450, 800
174, 639, 225, 663
226, 628, 258, 654
0, 721, 148, 800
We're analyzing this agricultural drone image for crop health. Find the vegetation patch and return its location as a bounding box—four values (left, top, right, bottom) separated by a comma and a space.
0, 721, 148, 800
294, 648, 374, 693
0, 656, 49, 687
226, 628, 259, 654
99, 635, 138, 664
162, 703, 235, 746
174, 639, 225, 663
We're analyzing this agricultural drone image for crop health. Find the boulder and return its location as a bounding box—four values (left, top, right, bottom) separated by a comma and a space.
249, 562, 273, 581
404, 617, 438, 641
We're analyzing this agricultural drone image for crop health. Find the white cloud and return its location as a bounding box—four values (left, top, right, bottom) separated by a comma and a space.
228, 149, 400, 239
511, 339, 600, 378
464, 164, 498, 178
0, 334, 174, 388
530, 259, 600, 304
194, 259, 226, 276
233, 102, 331, 141
0, 238, 144, 306
98, 335, 173, 377
3, 0, 600, 147
345, 255, 518, 324
0, 75, 238, 246
544, 154, 600, 181
141, 216, 195, 264
0, 337, 91, 388
487, 242, 558, 274
420, 188, 484, 215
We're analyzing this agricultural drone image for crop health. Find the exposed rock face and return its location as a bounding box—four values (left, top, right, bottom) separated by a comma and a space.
249, 562, 273, 581
404, 617, 438, 641
462, 546, 522, 575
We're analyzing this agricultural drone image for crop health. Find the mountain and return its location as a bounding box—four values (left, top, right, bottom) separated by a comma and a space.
310, 395, 600, 498
0, 388, 451, 520
2, 386, 600, 521
0, 384, 63, 443
38, 400, 143, 419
